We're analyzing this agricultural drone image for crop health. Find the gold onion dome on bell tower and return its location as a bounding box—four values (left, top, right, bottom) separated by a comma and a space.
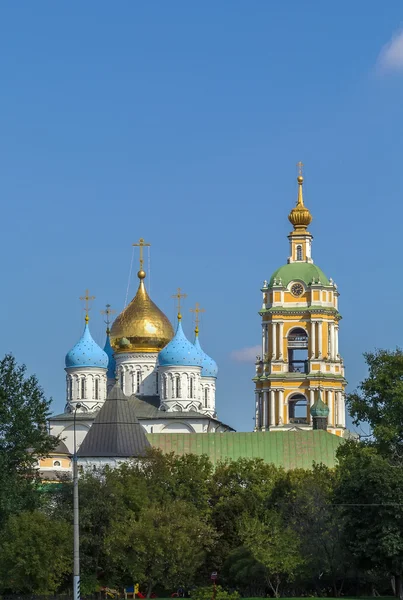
110, 270, 174, 353
288, 174, 312, 229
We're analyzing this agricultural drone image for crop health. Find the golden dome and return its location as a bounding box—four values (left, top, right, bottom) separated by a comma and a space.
110, 270, 174, 354
288, 174, 312, 229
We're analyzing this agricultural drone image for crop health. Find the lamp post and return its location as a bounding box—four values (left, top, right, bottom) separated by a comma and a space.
73, 402, 82, 600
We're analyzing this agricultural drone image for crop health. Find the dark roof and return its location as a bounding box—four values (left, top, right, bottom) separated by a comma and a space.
78, 384, 151, 458
51, 396, 234, 431
53, 439, 70, 455
146, 430, 344, 469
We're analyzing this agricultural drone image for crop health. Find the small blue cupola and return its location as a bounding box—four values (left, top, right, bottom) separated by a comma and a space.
103, 328, 116, 379
65, 316, 108, 369
194, 329, 218, 378
158, 316, 203, 368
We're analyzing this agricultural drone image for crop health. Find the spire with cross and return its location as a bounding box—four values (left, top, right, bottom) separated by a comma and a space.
101, 304, 116, 334
297, 161, 304, 177
79, 289, 95, 323
133, 237, 151, 274
190, 302, 205, 336
172, 288, 187, 320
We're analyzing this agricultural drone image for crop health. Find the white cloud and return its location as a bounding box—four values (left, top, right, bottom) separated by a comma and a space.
230, 345, 261, 363
376, 29, 403, 73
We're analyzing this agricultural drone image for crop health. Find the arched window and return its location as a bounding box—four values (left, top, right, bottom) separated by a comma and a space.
190, 377, 194, 398
80, 378, 85, 399
204, 387, 209, 407
137, 371, 141, 394
175, 376, 181, 399
296, 245, 302, 261
120, 371, 124, 393
53, 460, 61, 468
95, 378, 99, 400
164, 375, 168, 399
156, 373, 159, 394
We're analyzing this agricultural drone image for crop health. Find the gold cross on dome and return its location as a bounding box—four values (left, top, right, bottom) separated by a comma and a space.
101, 304, 116, 330
172, 288, 187, 319
297, 161, 304, 176
80, 289, 95, 322
190, 302, 205, 333
133, 237, 151, 270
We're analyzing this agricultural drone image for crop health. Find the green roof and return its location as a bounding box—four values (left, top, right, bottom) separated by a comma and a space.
269, 263, 330, 288
146, 430, 343, 469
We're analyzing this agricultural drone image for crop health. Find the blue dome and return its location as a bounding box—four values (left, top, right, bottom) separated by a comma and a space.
158, 321, 203, 368
65, 321, 108, 369
194, 336, 218, 378
103, 330, 116, 379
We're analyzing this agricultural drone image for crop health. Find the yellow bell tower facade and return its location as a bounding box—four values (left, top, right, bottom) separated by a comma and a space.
253, 167, 346, 436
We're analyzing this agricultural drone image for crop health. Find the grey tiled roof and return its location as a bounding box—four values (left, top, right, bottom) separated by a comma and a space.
51, 395, 234, 431
77, 384, 151, 458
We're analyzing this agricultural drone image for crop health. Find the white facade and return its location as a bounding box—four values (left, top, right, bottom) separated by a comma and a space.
159, 365, 202, 412
199, 376, 216, 417
115, 352, 159, 396
65, 367, 107, 413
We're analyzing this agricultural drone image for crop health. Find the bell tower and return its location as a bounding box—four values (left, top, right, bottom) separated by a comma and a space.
253, 167, 346, 436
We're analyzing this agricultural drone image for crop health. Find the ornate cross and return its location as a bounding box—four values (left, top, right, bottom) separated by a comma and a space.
190, 302, 205, 333
172, 288, 187, 319
133, 237, 151, 271
101, 303, 116, 332
79, 289, 95, 322
297, 161, 304, 176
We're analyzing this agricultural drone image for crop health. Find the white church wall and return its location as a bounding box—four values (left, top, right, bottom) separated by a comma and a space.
158, 365, 202, 412
49, 420, 92, 454
199, 376, 216, 417
65, 367, 107, 412
115, 353, 159, 396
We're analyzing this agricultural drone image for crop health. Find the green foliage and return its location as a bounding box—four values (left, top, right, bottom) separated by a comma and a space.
106, 500, 216, 596
0, 511, 72, 593
346, 349, 403, 461
222, 547, 267, 597
0, 354, 56, 526
240, 510, 304, 597
336, 443, 403, 581
191, 585, 240, 600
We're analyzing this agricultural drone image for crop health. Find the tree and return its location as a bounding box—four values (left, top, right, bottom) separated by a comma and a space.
273, 465, 350, 596
0, 511, 72, 593
209, 459, 282, 567
240, 510, 304, 598
222, 546, 267, 597
347, 349, 403, 462
0, 354, 56, 526
335, 442, 403, 599
105, 500, 216, 597
51, 463, 149, 592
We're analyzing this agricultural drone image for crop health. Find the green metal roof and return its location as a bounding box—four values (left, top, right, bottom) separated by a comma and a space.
146, 430, 343, 469
269, 263, 330, 287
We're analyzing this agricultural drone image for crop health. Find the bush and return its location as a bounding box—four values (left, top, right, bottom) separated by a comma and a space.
191, 585, 240, 600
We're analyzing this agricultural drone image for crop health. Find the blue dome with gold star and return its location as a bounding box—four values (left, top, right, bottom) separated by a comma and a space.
158, 320, 203, 367
65, 319, 108, 369
194, 335, 218, 378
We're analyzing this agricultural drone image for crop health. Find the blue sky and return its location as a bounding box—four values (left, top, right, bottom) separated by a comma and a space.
0, 1, 403, 433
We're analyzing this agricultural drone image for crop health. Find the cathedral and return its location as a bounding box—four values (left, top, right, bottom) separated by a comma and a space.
40, 167, 347, 479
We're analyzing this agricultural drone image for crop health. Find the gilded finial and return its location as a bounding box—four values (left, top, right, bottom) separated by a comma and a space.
190, 302, 205, 336
133, 237, 151, 279
172, 288, 187, 320
288, 162, 312, 229
101, 303, 116, 334
80, 289, 95, 322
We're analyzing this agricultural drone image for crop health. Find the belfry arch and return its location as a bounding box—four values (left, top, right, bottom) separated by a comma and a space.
287, 327, 309, 374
